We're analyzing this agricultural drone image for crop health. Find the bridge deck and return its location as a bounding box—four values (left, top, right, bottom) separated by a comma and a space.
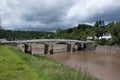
0, 39, 94, 44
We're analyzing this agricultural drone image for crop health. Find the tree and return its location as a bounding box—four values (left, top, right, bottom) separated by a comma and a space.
94, 20, 105, 39
107, 22, 114, 34
111, 22, 120, 45
85, 28, 95, 40
94, 20, 105, 28
56, 28, 65, 39
94, 20, 99, 27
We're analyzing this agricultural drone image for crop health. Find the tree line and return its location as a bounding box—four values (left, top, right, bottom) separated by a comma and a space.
0, 20, 120, 45
0, 29, 55, 40
56, 20, 120, 45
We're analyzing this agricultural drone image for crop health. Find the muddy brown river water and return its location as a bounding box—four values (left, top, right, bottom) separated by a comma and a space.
51, 51, 120, 80
18, 44, 120, 80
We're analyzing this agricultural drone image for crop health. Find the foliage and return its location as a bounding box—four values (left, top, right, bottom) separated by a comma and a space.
0, 30, 55, 40
104, 22, 120, 45
111, 22, 120, 45
56, 24, 94, 40
94, 20, 105, 38
97, 39, 112, 45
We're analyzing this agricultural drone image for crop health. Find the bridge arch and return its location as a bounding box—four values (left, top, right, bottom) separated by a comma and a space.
74, 42, 87, 50
54, 41, 74, 52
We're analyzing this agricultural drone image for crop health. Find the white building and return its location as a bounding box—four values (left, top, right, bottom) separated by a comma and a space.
99, 34, 112, 40
87, 34, 112, 40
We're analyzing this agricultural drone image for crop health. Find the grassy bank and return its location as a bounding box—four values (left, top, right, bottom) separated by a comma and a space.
0, 45, 97, 80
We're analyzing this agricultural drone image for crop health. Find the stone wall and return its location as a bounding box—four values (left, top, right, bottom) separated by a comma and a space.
95, 45, 120, 54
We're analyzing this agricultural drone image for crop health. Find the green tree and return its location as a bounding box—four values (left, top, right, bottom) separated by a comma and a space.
106, 22, 114, 34
94, 20, 105, 39
56, 28, 65, 39
85, 28, 95, 40
111, 22, 120, 45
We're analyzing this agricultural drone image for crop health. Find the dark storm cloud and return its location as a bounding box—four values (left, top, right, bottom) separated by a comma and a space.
0, 0, 120, 31
84, 4, 120, 23
22, 10, 64, 24
93, 9, 120, 22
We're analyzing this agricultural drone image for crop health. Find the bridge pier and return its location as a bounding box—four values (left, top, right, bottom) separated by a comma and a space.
81, 43, 84, 49
24, 44, 32, 54
44, 44, 49, 54
70, 44, 75, 52
44, 44, 53, 54
77, 43, 86, 51
67, 44, 71, 52
48, 45, 53, 54
66, 43, 75, 53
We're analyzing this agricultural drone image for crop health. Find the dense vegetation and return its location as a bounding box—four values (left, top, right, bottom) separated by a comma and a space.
0, 45, 97, 80
0, 29, 55, 40
0, 20, 120, 45
56, 24, 94, 40
56, 20, 120, 45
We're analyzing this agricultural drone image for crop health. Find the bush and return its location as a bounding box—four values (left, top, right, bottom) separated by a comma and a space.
97, 39, 114, 45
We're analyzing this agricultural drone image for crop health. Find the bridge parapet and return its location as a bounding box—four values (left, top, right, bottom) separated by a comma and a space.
0, 39, 92, 44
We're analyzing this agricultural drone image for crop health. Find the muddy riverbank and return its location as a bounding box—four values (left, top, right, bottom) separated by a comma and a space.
95, 45, 120, 54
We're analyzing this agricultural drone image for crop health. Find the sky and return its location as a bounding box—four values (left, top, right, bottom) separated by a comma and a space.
0, 0, 120, 31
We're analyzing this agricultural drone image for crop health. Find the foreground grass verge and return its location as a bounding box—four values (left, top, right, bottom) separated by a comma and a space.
0, 45, 97, 80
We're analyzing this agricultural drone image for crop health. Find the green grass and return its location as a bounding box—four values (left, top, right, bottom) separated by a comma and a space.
0, 45, 97, 80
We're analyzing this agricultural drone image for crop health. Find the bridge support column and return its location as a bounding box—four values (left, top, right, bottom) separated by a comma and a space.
83, 43, 86, 49
77, 44, 80, 51
81, 43, 84, 49
24, 44, 32, 54
67, 44, 71, 52
48, 45, 53, 54
70, 44, 75, 52
29, 44, 32, 54
44, 44, 48, 54
77, 43, 85, 51
66, 43, 75, 52
24, 44, 28, 53
79, 43, 86, 50
44, 45, 53, 54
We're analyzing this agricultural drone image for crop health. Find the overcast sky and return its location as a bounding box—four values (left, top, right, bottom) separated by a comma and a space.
0, 0, 120, 31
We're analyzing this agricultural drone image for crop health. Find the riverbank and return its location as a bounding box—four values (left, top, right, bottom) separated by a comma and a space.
95, 45, 120, 54
0, 45, 97, 80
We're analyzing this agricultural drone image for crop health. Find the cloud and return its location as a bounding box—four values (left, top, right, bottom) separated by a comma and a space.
0, 0, 120, 31
66, 0, 120, 22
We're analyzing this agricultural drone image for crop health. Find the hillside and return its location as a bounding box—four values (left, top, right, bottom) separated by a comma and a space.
0, 45, 97, 80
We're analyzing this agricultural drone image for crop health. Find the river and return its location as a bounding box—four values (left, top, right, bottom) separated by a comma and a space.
18, 44, 120, 80
51, 51, 120, 80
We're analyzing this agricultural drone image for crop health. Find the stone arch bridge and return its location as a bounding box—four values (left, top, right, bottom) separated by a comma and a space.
0, 39, 95, 54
